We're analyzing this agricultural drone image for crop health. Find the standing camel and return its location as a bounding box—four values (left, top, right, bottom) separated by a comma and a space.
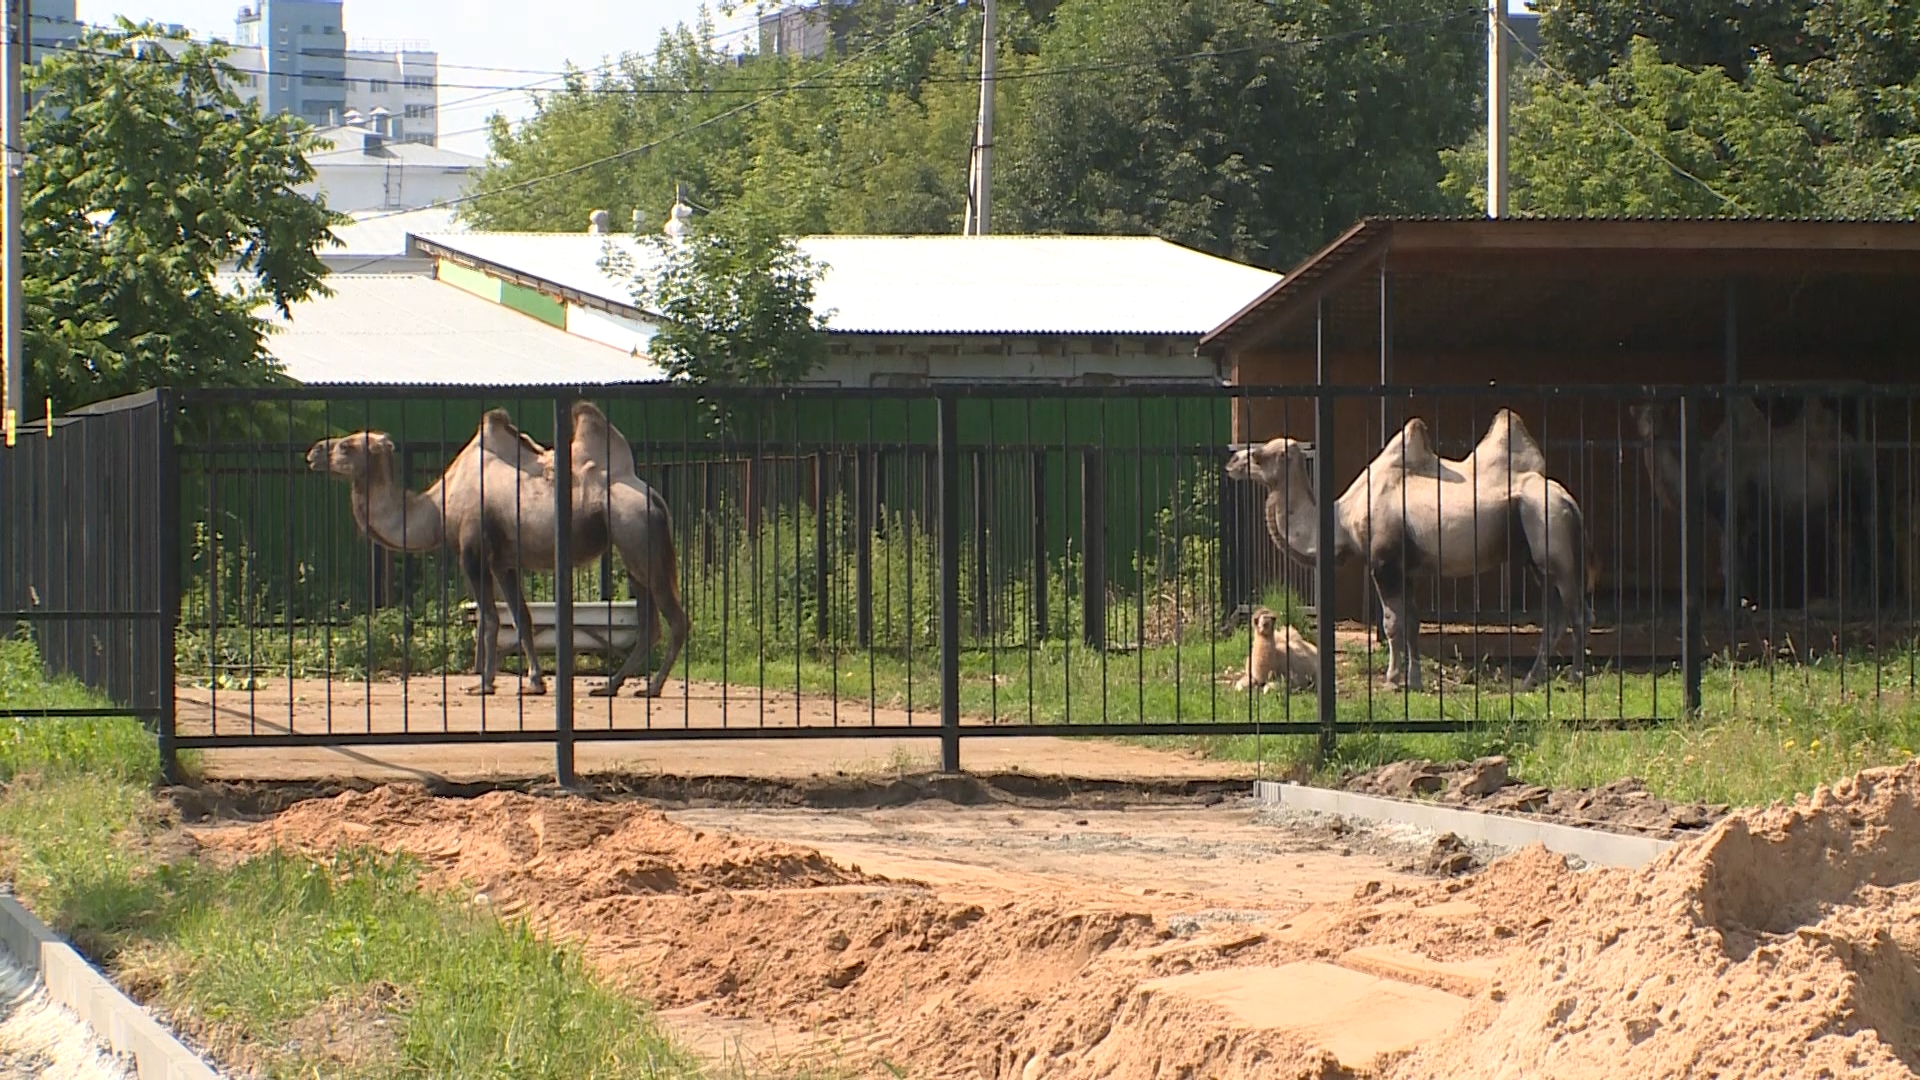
1632, 396, 1886, 610
1226, 409, 1591, 691
308, 409, 613, 696
540, 400, 689, 698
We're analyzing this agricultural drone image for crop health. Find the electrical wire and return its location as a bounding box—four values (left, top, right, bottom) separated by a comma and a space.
1502, 23, 1751, 214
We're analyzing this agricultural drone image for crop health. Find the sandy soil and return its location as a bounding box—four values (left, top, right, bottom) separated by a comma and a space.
188, 762, 1920, 1079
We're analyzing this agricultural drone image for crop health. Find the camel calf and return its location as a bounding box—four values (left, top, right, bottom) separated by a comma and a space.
1233, 606, 1318, 692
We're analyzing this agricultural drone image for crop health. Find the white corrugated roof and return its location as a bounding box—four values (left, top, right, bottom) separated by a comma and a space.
254, 274, 666, 385
310, 128, 487, 170
327, 207, 466, 259
408, 232, 1282, 336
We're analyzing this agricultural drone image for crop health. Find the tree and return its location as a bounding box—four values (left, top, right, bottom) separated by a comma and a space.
23, 21, 339, 411
1532, 0, 1815, 83
1441, 38, 1822, 217
604, 210, 829, 386
1001, 0, 1482, 268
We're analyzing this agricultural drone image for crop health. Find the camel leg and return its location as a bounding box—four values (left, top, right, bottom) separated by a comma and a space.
1521, 581, 1561, 690
593, 580, 654, 697
643, 573, 689, 699
463, 548, 499, 696
496, 568, 547, 696
1373, 563, 1419, 691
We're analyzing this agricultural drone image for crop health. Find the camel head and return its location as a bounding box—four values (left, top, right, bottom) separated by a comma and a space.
1627, 402, 1669, 441
307, 431, 396, 481
1226, 437, 1310, 489
1250, 606, 1277, 638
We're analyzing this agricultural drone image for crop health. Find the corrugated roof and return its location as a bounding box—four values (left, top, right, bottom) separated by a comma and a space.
310, 128, 486, 170
327, 207, 466, 259
408, 232, 1283, 336
254, 274, 666, 386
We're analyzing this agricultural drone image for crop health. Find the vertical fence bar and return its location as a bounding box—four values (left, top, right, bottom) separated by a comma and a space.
1315, 303, 1339, 760
156, 390, 182, 783
1081, 449, 1106, 649
1723, 279, 1739, 635
553, 392, 577, 786
1030, 449, 1047, 640
814, 452, 830, 645
972, 449, 989, 638
1680, 393, 1705, 715
937, 395, 962, 773
854, 448, 873, 648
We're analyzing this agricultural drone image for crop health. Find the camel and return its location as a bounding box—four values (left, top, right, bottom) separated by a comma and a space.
308, 409, 616, 697
1233, 606, 1318, 692
539, 400, 689, 698
1226, 409, 1591, 692
1632, 396, 1886, 610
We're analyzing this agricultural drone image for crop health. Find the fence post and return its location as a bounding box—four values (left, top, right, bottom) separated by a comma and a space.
814, 452, 830, 644
1314, 305, 1339, 763
155, 389, 182, 785
937, 396, 962, 773
553, 393, 577, 787
854, 449, 873, 647
1030, 450, 1047, 640
1081, 449, 1106, 649
1679, 393, 1704, 716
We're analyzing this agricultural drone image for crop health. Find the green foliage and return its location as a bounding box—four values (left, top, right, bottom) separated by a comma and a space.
1510, 0, 1920, 218
605, 211, 829, 385
467, 0, 1482, 268
1532, 0, 1816, 83
1004, 0, 1482, 265
1442, 38, 1822, 216
22, 20, 340, 412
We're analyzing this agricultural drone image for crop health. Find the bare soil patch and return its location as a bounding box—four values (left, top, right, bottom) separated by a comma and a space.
1343, 755, 1730, 836
189, 762, 1920, 1079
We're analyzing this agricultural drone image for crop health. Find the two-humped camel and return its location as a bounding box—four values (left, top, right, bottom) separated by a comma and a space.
1631, 396, 1884, 609
307, 404, 687, 697
1226, 409, 1591, 691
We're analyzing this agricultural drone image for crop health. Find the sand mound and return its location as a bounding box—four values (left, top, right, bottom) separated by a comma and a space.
1386, 762, 1920, 1080
204, 785, 869, 904
196, 765, 1920, 1079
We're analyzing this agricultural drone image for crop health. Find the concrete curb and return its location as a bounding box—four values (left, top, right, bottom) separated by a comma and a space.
0, 893, 222, 1080
1254, 781, 1678, 869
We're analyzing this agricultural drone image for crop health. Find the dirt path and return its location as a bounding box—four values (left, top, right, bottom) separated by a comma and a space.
183, 677, 1267, 783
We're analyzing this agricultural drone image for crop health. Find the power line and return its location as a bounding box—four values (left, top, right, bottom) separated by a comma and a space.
1503, 25, 1750, 214
28, 11, 1483, 99
348, 1, 969, 224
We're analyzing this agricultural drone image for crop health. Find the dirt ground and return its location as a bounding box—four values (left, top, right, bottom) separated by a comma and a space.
182, 760, 1920, 1079
179, 677, 1269, 784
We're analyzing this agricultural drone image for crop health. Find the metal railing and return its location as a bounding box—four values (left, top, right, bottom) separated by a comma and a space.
6, 381, 1918, 781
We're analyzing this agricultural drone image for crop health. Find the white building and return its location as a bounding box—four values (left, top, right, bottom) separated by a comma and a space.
300, 116, 482, 213
401, 217, 1282, 386
225, 1, 441, 144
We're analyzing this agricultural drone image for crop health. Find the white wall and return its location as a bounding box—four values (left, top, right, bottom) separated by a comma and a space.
809, 334, 1216, 386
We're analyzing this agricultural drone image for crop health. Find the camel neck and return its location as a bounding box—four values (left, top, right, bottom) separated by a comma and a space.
353, 466, 445, 552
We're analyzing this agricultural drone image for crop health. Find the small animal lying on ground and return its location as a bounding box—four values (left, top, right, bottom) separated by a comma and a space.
1232, 606, 1318, 692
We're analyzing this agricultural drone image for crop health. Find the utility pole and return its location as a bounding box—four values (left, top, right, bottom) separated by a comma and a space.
1485, 0, 1508, 218
1, 0, 22, 435
964, 0, 995, 235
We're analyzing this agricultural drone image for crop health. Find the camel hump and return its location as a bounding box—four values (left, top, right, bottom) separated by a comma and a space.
1473, 409, 1547, 476
1380, 418, 1439, 471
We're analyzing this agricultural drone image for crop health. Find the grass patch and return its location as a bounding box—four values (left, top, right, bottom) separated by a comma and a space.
1163, 649, 1920, 808
0, 636, 704, 1079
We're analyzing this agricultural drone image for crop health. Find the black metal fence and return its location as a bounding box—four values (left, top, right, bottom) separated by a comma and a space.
7, 381, 1920, 781
0, 389, 176, 761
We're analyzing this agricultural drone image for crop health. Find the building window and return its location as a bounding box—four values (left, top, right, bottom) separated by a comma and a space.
278, 76, 290, 90
301, 24, 311, 33
369, 78, 389, 93
402, 75, 433, 89
404, 104, 432, 119
322, 25, 336, 35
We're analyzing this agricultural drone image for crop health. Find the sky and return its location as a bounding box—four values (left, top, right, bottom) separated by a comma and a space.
86, 1, 758, 156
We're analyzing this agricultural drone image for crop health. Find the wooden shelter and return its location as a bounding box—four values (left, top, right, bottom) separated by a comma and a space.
1202, 216, 1920, 627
